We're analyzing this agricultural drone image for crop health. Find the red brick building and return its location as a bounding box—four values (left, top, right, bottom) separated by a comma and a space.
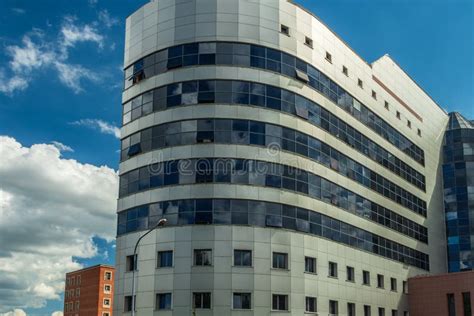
408, 271, 474, 316
63, 264, 115, 316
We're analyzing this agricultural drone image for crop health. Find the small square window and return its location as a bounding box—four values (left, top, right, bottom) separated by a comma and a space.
157, 293, 172, 310
329, 261, 338, 278
325, 52, 332, 63
305, 256, 316, 273
272, 252, 288, 269
396, 111, 401, 119
272, 294, 288, 311
372, 90, 377, 100
407, 120, 411, 128
104, 284, 112, 294
158, 250, 173, 268
194, 249, 212, 266
417, 129, 421, 137
233, 292, 251, 309
342, 66, 348, 76
280, 24, 290, 36
358, 79, 363, 88
102, 313, 110, 316
234, 250, 252, 266
384, 101, 389, 110
305, 36, 313, 48
104, 271, 112, 281
193, 292, 211, 309
306, 296, 317, 313
103, 298, 111, 307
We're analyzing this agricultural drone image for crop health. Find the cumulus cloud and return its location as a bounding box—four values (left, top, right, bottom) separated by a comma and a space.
0, 11, 116, 95
71, 119, 121, 139
0, 136, 118, 312
50, 141, 74, 152
0, 310, 62, 316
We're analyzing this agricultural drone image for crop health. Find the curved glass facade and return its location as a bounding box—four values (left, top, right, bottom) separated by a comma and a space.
443, 113, 474, 272
121, 118, 427, 216
122, 79, 425, 191
124, 41, 424, 166
117, 198, 429, 270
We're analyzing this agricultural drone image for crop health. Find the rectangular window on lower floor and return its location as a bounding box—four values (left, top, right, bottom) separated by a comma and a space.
329, 300, 338, 315
272, 294, 288, 311
126, 254, 137, 271
392, 309, 398, 316
329, 261, 338, 278
305, 296, 316, 313
157, 250, 173, 268
104, 284, 112, 294
377, 274, 385, 288
103, 298, 110, 307
363, 270, 371, 285
390, 278, 397, 291
364, 305, 372, 316
463, 292, 471, 316
448, 293, 456, 316
346, 266, 354, 282
233, 292, 251, 309
272, 252, 288, 269
379, 307, 386, 316
305, 256, 316, 273
156, 293, 172, 310
193, 292, 211, 309
124, 295, 135, 312
234, 250, 252, 266
348, 302, 356, 316
194, 249, 212, 266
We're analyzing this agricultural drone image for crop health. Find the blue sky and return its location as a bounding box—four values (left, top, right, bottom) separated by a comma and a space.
0, 0, 472, 315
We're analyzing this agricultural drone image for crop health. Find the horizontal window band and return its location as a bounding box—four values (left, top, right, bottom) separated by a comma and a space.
119, 157, 428, 242
122, 79, 426, 192
121, 118, 427, 216
117, 198, 429, 271
123, 41, 424, 166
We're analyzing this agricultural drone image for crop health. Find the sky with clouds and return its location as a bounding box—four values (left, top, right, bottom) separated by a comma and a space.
0, 0, 472, 315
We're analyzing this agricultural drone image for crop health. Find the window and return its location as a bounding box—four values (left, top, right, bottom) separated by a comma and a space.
358, 79, 363, 88
392, 310, 398, 316
126, 254, 137, 271
71, 277, 75, 286
448, 293, 456, 316
124, 295, 135, 312
348, 303, 356, 316
402, 281, 407, 294
363, 270, 370, 285
75, 301, 80, 311
417, 128, 421, 137
156, 293, 172, 310
157, 250, 173, 268
407, 120, 411, 128
272, 294, 288, 311
372, 90, 377, 100
305, 36, 313, 48
364, 305, 372, 316
272, 252, 288, 269
194, 249, 212, 266
329, 261, 338, 278
193, 292, 211, 309
462, 292, 471, 316
104, 284, 112, 294
403, 312, 409, 316
305, 256, 316, 273
306, 296, 317, 313
377, 274, 384, 288
325, 52, 332, 63
384, 101, 389, 110
280, 24, 290, 36
342, 66, 348, 76
329, 300, 338, 315
70, 289, 74, 298
378, 307, 385, 316
104, 271, 112, 280
295, 68, 310, 83
77, 275, 81, 285
396, 111, 401, 119
234, 250, 252, 266
390, 278, 397, 292
76, 288, 80, 297
102, 313, 110, 316
233, 292, 251, 309
103, 298, 111, 307
346, 266, 355, 282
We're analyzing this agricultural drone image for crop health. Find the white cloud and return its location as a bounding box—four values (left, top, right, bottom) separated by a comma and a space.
0, 136, 118, 312
11, 8, 26, 15
50, 141, 74, 152
98, 10, 119, 28
71, 119, 121, 139
0, 310, 63, 316
51, 312, 63, 316
0, 13, 116, 95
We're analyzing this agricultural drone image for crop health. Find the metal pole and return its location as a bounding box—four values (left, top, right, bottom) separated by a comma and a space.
131, 218, 167, 316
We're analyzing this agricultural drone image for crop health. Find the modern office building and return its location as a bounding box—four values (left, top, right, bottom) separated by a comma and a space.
114, 0, 450, 314
64, 264, 115, 316
443, 112, 474, 272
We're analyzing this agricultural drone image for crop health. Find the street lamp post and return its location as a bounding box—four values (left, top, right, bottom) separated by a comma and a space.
131, 218, 167, 316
